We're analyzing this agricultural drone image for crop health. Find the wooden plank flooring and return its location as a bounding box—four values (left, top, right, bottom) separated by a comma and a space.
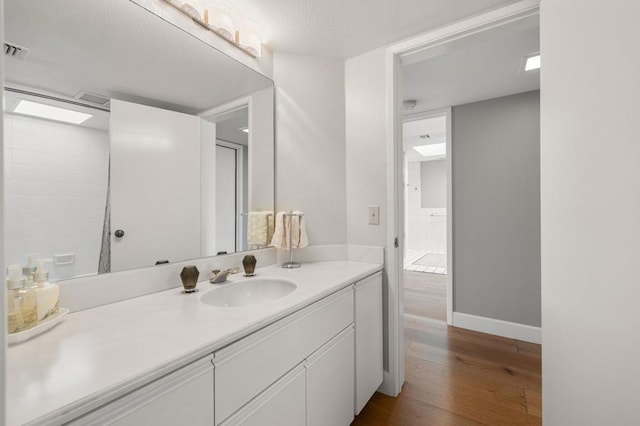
403, 271, 446, 321
352, 315, 542, 425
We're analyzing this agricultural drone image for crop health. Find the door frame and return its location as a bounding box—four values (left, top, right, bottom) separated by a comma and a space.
201, 98, 251, 255
383, 0, 540, 396
402, 107, 452, 324
216, 140, 246, 252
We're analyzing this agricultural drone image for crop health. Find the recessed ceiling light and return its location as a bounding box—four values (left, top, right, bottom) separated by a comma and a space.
13, 100, 92, 124
525, 54, 541, 71
413, 143, 446, 158
239, 127, 249, 133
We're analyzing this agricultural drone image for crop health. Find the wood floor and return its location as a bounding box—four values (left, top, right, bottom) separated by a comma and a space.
352, 272, 542, 425
403, 271, 446, 321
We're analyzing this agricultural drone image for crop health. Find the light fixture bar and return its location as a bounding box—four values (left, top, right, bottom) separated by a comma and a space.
13, 100, 93, 124
525, 54, 541, 71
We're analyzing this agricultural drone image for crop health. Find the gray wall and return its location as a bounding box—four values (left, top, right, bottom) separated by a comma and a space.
452, 90, 540, 327
420, 159, 446, 208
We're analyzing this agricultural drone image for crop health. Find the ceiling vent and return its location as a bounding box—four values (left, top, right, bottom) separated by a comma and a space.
4, 41, 30, 60
74, 91, 110, 107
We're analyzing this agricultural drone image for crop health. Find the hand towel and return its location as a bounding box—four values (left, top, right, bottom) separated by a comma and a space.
290, 211, 309, 249
247, 211, 273, 248
270, 211, 287, 249
270, 211, 309, 250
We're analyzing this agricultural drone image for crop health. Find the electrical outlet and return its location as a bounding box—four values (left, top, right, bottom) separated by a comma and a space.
368, 205, 380, 225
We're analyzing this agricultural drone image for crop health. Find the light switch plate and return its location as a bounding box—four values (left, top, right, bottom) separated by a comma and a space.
368, 205, 380, 225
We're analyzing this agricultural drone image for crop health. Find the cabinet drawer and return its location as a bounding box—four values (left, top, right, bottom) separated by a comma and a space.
220, 364, 305, 426
214, 286, 354, 424
70, 356, 214, 426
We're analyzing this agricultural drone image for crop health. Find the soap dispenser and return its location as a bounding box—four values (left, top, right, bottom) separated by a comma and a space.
34, 259, 60, 321
6, 264, 38, 333
22, 254, 38, 286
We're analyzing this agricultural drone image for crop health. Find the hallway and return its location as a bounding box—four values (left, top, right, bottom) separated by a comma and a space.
353, 315, 542, 425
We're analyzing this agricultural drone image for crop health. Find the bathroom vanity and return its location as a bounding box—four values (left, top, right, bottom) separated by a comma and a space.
6, 261, 383, 425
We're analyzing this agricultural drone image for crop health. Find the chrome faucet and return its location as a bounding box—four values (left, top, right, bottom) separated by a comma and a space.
209, 267, 239, 284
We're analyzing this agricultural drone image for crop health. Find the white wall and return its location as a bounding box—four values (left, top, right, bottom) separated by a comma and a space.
345, 48, 388, 247
406, 161, 446, 253
249, 86, 275, 211
274, 53, 347, 245
345, 47, 391, 376
1, 4, 6, 419
541, 1, 640, 424
3, 114, 109, 279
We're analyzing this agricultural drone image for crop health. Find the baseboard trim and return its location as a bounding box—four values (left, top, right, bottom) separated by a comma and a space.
452, 312, 541, 344
377, 370, 399, 397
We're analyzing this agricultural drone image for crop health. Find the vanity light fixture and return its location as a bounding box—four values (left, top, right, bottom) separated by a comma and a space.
163, 0, 267, 58
13, 100, 92, 124
524, 53, 541, 71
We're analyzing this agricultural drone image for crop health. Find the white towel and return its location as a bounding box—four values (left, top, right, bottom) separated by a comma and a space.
270, 211, 309, 250
290, 211, 309, 249
247, 211, 273, 248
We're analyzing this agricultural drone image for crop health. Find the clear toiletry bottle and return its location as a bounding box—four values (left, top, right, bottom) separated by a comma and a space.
34, 259, 60, 321
7, 266, 25, 334
7, 264, 38, 332
22, 255, 38, 287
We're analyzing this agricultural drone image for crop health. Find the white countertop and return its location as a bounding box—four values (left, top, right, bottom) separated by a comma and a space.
7, 261, 382, 426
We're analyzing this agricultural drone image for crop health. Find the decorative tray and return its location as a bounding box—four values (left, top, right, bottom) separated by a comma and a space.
8, 308, 69, 346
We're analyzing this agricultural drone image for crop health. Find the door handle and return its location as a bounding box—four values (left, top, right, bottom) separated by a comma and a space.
114, 229, 125, 238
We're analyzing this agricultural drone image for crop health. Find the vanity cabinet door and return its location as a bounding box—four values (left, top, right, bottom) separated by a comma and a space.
214, 287, 353, 424
70, 356, 214, 426
219, 364, 306, 426
355, 272, 384, 414
306, 326, 355, 426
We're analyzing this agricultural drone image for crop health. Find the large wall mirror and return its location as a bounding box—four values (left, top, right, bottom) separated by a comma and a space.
3, 0, 275, 280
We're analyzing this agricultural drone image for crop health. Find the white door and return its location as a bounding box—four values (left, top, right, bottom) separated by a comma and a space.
306, 327, 355, 426
110, 99, 202, 272
215, 144, 238, 254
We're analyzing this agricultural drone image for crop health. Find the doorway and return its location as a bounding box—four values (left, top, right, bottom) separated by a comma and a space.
202, 105, 249, 256
402, 111, 450, 322
383, 1, 541, 396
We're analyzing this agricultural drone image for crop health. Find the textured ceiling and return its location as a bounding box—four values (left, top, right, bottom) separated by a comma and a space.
228, 0, 521, 58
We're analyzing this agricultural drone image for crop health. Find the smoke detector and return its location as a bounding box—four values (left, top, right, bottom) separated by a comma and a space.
403, 100, 417, 110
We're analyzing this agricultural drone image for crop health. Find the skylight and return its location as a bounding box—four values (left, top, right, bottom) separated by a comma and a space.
13, 100, 92, 124
525, 54, 541, 71
413, 143, 446, 159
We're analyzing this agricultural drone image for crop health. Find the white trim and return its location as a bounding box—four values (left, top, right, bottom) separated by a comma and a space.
384, 0, 541, 396
445, 108, 453, 325
216, 141, 245, 252
384, 47, 404, 397
0, 1, 6, 421
452, 312, 541, 344
199, 96, 252, 120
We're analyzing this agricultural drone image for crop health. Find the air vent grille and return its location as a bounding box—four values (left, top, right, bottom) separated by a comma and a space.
74, 91, 110, 107
4, 41, 29, 60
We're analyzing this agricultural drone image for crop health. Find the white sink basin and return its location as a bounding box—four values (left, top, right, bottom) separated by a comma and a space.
200, 278, 298, 307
